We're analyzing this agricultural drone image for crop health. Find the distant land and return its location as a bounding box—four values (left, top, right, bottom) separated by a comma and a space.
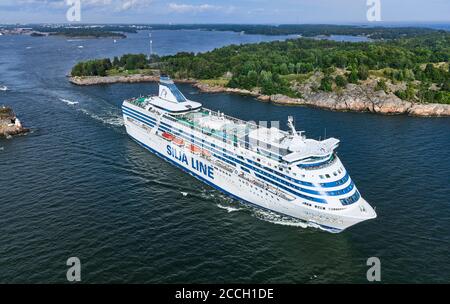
69, 26, 450, 117
0, 24, 134, 38
1, 23, 448, 39
141, 23, 447, 39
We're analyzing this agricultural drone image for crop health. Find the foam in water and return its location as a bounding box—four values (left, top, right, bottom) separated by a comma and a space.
253, 209, 309, 228
216, 204, 243, 213
79, 108, 124, 127
60, 98, 79, 105
207, 189, 326, 231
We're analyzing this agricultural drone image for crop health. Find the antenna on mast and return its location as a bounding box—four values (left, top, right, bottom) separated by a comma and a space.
149, 32, 153, 63
287, 116, 297, 136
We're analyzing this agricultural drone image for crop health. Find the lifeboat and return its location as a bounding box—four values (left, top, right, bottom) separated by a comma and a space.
201, 149, 211, 157
162, 132, 175, 141
189, 144, 202, 154
172, 137, 185, 146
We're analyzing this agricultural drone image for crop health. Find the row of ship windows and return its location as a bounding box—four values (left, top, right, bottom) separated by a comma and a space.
302, 202, 326, 210
340, 190, 361, 205
216, 168, 232, 177
253, 166, 354, 198
215, 163, 356, 208
319, 167, 344, 179
237, 177, 282, 202
255, 173, 327, 204
247, 157, 350, 189
297, 154, 335, 169
303, 202, 346, 212
246, 159, 318, 187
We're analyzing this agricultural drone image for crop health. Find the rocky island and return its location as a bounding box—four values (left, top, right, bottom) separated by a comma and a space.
0, 106, 29, 138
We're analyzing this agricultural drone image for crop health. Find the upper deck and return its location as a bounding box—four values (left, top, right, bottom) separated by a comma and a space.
127, 96, 338, 165
124, 76, 339, 166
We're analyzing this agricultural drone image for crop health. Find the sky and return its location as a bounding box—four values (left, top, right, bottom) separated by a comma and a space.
0, 0, 449, 24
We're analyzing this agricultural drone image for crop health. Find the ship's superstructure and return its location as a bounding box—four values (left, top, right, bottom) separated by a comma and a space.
122, 76, 376, 232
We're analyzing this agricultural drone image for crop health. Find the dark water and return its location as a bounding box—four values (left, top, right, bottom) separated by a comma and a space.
1, 30, 449, 283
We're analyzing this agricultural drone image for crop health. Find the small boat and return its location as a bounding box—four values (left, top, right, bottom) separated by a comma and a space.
172, 137, 184, 146
189, 144, 202, 154
162, 132, 175, 141
0, 85, 8, 91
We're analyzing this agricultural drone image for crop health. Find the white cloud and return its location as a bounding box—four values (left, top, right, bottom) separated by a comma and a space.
15, 0, 151, 11
116, 0, 152, 11
168, 3, 234, 14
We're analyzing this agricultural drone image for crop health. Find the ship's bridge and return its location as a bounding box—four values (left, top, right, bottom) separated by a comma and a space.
245, 125, 339, 166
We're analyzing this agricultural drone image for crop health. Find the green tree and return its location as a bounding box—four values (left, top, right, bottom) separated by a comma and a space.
113, 56, 120, 67
375, 80, 388, 93
357, 65, 369, 80
247, 70, 258, 88
335, 75, 348, 88
319, 75, 333, 92
347, 69, 359, 84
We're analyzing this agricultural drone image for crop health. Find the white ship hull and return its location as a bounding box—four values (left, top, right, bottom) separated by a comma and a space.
123, 101, 376, 233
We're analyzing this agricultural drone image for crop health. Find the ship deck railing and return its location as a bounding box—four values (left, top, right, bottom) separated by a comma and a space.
238, 172, 295, 201
126, 96, 150, 108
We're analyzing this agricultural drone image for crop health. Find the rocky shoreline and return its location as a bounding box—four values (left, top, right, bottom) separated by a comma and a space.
193, 82, 450, 117
69, 75, 450, 117
69, 75, 196, 86
0, 106, 29, 138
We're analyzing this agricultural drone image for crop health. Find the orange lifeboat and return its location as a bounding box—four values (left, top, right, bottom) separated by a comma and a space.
189, 144, 202, 154
162, 132, 175, 141
173, 137, 185, 146
201, 149, 211, 157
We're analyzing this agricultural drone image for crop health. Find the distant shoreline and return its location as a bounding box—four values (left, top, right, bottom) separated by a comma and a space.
69, 75, 450, 117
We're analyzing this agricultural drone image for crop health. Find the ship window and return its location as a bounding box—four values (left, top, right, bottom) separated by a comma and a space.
325, 174, 330, 178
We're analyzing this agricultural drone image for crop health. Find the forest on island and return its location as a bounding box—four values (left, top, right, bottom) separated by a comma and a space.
71, 32, 450, 104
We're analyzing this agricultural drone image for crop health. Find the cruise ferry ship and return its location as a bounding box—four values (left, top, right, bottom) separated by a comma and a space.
122, 76, 376, 232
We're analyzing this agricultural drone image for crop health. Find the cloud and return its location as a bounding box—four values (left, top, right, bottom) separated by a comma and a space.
168, 3, 234, 14
14, 0, 150, 11
116, 0, 152, 11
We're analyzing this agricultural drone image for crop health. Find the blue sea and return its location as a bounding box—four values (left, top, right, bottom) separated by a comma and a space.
0, 29, 449, 283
